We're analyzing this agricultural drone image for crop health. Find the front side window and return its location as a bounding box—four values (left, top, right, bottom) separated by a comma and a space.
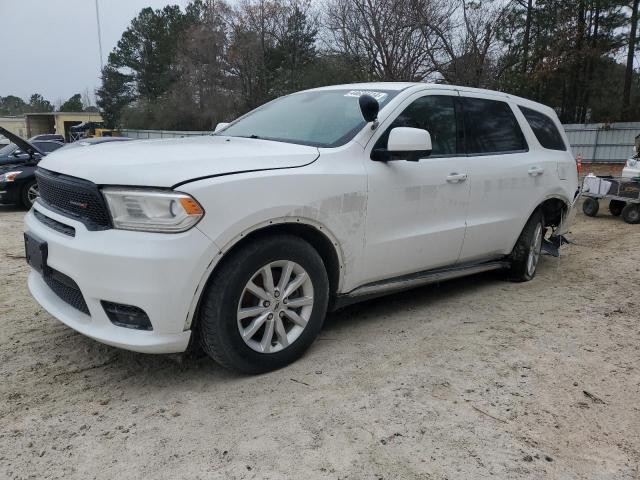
462, 98, 527, 155
374, 95, 458, 157
519, 106, 566, 151
218, 89, 398, 148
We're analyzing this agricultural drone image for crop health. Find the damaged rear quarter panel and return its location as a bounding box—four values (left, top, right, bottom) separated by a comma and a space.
181, 148, 368, 294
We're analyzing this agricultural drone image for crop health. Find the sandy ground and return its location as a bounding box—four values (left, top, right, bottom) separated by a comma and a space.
1, 203, 639, 480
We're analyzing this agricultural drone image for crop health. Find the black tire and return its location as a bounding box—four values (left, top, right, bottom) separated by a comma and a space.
621, 204, 640, 224
198, 234, 329, 374
608, 200, 625, 216
508, 210, 544, 282
582, 197, 599, 217
20, 179, 38, 209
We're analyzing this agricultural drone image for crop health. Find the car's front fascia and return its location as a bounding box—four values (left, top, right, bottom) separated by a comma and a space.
25, 197, 219, 353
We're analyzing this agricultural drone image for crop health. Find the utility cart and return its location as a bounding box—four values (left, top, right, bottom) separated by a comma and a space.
582, 174, 640, 224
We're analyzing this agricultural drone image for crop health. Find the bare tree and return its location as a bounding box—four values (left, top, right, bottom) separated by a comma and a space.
414, 0, 513, 88
324, 0, 437, 81
226, 0, 287, 108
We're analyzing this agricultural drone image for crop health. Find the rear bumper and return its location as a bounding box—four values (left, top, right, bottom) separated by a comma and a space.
25, 201, 219, 354
557, 190, 580, 236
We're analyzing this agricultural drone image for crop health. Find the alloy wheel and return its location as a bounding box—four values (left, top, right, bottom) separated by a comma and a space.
237, 260, 314, 354
27, 183, 39, 204
526, 223, 543, 277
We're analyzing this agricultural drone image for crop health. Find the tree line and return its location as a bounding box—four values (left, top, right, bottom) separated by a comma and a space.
0, 92, 98, 116
96, 0, 640, 130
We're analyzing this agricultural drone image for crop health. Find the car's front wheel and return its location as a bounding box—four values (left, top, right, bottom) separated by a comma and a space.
198, 234, 329, 374
21, 180, 39, 209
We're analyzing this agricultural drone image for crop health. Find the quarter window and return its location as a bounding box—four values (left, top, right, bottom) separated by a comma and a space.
374, 95, 458, 157
519, 106, 566, 151
462, 98, 527, 154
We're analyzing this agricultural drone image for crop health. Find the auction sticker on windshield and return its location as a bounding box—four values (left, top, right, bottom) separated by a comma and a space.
344, 90, 389, 102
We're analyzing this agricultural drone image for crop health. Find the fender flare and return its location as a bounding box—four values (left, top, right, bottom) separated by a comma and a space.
506, 193, 573, 254
183, 216, 347, 330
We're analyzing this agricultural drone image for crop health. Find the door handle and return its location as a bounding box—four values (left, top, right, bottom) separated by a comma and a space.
528, 166, 544, 176
446, 173, 468, 183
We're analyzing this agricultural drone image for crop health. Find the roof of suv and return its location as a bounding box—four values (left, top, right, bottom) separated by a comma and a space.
307, 82, 556, 117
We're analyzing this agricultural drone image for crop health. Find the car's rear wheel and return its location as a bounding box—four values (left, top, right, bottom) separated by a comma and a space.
608, 200, 625, 216
509, 210, 544, 282
21, 180, 38, 209
621, 204, 640, 224
198, 234, 329, 374
582, 197, 599, 217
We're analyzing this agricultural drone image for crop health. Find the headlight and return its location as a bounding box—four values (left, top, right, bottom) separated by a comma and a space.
628, 158, 638, 168
102, 188, 204, 233
0, 171, 23, 182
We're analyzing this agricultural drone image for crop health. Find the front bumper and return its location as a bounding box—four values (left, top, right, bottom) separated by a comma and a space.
25, 201, 218, 354
0, 182, 19, 204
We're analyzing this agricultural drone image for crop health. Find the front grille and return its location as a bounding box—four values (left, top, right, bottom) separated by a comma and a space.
36, 168, 111, 230
34, 210, 76, 237
44, 269, 90, 315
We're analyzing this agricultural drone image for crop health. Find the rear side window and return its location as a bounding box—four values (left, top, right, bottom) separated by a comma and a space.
519, 106, 566, 151
375, 95, 458, 157
461, 98, 527, 155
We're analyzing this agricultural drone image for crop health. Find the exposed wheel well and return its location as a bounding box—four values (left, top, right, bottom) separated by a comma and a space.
192, 223, 342, 331
538, 197, 567, 228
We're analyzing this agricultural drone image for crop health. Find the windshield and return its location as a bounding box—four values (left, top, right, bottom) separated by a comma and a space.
217, 89, 398, 148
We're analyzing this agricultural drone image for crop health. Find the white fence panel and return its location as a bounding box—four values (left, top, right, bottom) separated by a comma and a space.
564, 122, 640, 163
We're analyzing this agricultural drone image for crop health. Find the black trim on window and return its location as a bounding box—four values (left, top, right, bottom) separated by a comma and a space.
370, 94, 460, 161
458, 97, 529, 156
518, 105, 567, 151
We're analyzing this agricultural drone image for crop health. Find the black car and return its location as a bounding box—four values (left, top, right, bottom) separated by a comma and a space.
29, 134, 65, 143
56, 136, 132, 150
0, 127, 64, 208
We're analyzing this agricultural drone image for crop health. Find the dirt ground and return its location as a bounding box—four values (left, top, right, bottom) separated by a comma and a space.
1, 202, 639, 480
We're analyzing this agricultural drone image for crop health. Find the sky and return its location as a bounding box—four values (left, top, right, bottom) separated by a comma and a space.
0, 0, 191, 105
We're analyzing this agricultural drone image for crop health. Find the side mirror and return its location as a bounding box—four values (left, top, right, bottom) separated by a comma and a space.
359, 94, 379, 123
214, 122, 229, 133
386, 127, 432, 161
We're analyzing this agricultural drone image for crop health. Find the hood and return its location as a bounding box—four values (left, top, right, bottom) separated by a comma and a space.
39, 135, 320, 188
0, 126, 43, 158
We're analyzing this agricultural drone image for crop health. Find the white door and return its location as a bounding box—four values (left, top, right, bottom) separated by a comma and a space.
456, 94, 555, 262
360, 93, 470, 285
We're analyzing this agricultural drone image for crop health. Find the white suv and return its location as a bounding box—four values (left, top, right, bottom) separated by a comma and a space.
24, 83, 579, 373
